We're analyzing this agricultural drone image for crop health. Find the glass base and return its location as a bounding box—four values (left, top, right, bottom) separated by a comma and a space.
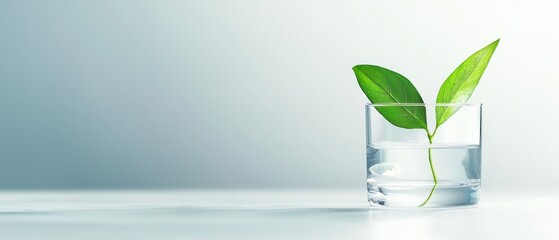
367, 180, 480, 208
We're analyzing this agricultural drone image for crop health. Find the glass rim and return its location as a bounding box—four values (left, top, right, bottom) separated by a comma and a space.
366, 103, 482, 107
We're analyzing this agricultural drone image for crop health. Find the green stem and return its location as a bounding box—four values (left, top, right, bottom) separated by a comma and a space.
419, 131, 437, 207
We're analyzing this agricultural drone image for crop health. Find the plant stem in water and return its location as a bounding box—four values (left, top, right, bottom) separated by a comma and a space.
419, 133, 437, 207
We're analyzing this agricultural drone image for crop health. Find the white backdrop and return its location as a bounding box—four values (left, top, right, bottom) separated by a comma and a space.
0, 0, 557, 191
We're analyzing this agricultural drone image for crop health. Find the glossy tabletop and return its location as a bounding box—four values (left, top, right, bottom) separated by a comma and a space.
0, 190, 557, 239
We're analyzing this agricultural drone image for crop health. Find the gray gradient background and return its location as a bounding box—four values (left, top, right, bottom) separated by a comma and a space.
1, 0, 558, 190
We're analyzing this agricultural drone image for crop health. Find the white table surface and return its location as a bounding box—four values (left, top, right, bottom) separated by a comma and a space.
0, 190, 557, 239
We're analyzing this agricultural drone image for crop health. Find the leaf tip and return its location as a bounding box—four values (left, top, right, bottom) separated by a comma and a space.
490, 38, 500, 49
352, 64, 367, 71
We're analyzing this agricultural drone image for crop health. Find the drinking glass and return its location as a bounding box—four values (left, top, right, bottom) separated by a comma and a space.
366, 103, 482, 207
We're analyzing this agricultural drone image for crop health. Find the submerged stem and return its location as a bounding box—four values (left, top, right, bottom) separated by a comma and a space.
419, 132, 437, 207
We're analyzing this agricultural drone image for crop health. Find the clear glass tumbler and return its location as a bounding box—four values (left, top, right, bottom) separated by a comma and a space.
366, 103, 482, 207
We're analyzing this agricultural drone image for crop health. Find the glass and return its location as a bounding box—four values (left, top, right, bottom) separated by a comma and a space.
366, 103, 482, 207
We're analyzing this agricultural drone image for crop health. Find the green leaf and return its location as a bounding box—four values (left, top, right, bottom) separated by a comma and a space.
436, 39, 499, 127
353, 65, 428, 130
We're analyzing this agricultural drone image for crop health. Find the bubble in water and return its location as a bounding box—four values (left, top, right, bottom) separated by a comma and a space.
369, 163, 402, 176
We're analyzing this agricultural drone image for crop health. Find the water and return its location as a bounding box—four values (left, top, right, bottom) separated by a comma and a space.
367, 143, 481, 207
